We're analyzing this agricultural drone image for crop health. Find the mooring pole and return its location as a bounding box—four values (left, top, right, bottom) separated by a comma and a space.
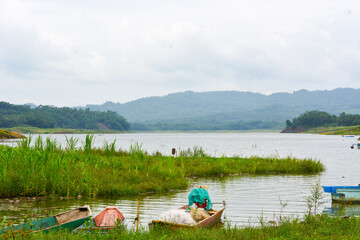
136, 199, 140, 231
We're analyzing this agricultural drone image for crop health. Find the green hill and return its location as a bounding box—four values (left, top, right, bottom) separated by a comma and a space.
85, 88, 360, 131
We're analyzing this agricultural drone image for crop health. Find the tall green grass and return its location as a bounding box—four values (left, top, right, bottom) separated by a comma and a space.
65, 136, 79, 152
103, 139, 116, 157
82, 134, 95, 153
0, 135, 324, 198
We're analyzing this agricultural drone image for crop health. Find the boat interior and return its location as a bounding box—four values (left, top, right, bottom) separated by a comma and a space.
55, 207, 90, 225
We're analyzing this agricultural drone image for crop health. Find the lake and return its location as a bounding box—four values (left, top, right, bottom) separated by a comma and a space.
1, 132, 359, 228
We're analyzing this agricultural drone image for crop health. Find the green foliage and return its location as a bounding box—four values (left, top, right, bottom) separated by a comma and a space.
65, 136, 79, 152
82, 134, 95, 153
129, 142, 147, 158
131, 120, 284, 131
305, 180, 325, 217
103, 139, 116, 157
337, 112, 360, 126
285, 110, 360, 131
17, 134, 32, 149
291, 111, 336, 129
180, 146, 208, 157
0, 102, 130, 131
0, 142, 324, 198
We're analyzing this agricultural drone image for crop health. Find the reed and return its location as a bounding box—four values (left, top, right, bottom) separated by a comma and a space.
82, 134, 95, 153
305, 180, 325, 217
103, 139, 116, 157
34, 135, 44, 152
129, 142, 147, 157
0, 135, 324, 198
17, 134, 32, 149
65, 136, 79, 152
180, 146, 208, 157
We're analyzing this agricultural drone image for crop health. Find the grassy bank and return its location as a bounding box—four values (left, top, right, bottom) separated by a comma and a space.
2, 214, 358, 239
0, 135, 324, 198
0, 129, 25, 139
305, 125, 360, 136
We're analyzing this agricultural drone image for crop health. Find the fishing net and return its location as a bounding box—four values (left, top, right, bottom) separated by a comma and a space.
158, 210, 196, 225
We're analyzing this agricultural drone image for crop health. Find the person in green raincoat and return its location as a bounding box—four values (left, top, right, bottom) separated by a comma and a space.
186, 186, 213, 212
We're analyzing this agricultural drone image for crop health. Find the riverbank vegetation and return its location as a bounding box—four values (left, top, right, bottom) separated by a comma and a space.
0, 129, 25, 139
0, 102, 130, 131
2, 214, 358, 239
306, 125, 360, 135
131, 120, 284, 132
0, 135, 324, 198
282, 110, 360, 134
6, 126, 123, 134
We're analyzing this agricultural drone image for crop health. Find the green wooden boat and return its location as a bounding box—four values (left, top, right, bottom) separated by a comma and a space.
0, 206, 92, 234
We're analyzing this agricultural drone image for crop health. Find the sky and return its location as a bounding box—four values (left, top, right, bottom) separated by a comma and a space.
1, 0, 360, 107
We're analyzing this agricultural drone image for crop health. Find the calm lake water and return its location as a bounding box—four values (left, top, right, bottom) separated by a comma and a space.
1, 133, 360, 228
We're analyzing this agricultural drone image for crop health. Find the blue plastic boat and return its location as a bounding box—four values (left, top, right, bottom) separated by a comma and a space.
323, 186, 360, 203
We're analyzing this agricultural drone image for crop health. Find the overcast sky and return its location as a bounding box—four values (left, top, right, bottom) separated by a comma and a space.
1, 0, 360, 106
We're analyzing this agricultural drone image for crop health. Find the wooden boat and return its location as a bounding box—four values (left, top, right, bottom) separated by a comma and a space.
0, 206, 92, 234
150, 203, 225, 229
323, 186, 360, 203
92, 206, 126, 230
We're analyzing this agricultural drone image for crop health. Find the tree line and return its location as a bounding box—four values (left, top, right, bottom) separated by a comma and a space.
0, 102, 130, 131
131, 120, 283, 131
284, 110, 360, 131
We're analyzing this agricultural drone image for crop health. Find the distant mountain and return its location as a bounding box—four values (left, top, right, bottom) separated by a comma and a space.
85, 88, 360, 131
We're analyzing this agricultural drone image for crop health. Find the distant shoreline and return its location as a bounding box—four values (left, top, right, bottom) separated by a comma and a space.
8, 125, 360, 136
305, 125, 360, 136
6, 127, 125, 135
282, 125, 360, 136
0, 129, 26, 139
6, 126, 360, 136
6, 127, 282, 135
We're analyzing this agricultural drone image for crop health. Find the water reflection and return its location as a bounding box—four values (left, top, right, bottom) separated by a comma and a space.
324, 203, 360, 217
0, 174, 319, 228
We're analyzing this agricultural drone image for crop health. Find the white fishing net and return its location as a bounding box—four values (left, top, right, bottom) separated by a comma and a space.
158, 210, 196, 225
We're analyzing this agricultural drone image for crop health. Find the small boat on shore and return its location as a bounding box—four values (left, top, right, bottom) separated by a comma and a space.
76, 206, 126, 232
150, 203, 225, 229
0, 206, 92, 234
92, 206, 126, 230
323, 186, 360, 203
